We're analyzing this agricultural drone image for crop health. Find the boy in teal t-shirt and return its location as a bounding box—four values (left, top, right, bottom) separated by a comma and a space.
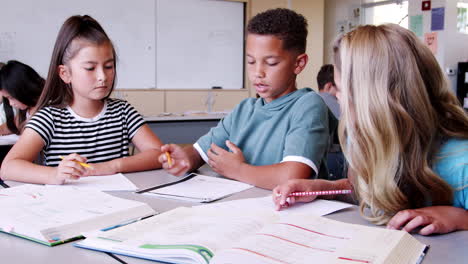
159, 8, 332, 189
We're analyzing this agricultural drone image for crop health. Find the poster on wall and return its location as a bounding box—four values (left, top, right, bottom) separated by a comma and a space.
424, 32, 438, 55
337, 21, 347, 35
409, 15, 423, 37
431, 7, 445, 31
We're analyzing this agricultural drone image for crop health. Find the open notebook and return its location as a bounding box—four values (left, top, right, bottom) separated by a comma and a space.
76, 204, 427, 264
141, 173, 253, 202
0, 184, 156, 246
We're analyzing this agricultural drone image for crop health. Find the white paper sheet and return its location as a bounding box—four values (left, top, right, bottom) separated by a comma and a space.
48, 173, 137, 191
144, 174, 253, 202
0, 134, 19, 145
194, 196, 353, 217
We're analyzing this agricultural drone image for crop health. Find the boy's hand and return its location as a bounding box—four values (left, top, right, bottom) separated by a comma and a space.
272, 179, 339, 211
52, 153, 88, 184
158, 144, 190, 176
387, 206, 468, 235
207, 141, 245, 179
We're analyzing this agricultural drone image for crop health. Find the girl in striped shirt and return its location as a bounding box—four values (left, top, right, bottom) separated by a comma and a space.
1, 15, 164, 184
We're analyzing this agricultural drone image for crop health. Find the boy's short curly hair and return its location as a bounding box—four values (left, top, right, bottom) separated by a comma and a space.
317, 64, 335, 90
247, 8, 308, 53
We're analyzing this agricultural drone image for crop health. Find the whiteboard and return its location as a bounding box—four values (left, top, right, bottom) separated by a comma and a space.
0, 0, 155, 89
156, 0, 245, 89
0, 0, 244, 89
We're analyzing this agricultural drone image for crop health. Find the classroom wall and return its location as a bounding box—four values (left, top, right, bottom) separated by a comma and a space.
118, 0, 325, 116
292, 0, 325, 91
408, 0, 468, 93
323, 0, 361, 64
324, 0, 468, 93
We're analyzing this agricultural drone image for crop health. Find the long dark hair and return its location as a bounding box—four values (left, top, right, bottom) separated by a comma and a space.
35, 15, 117, 111
0, 60, 45, 134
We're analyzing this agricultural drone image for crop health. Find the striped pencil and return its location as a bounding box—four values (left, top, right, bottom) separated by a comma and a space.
289, 189, 352, 197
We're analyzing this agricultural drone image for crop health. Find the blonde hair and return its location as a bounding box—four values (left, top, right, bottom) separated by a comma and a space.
333, 24, 468, 225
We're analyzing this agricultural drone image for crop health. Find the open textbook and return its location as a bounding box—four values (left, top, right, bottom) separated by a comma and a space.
0, 184, 156, 246
75, 205, 427, 264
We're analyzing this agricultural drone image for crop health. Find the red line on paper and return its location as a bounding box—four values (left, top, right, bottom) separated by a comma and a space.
232, 248, 290, 264
338, 257, 371, 263
26, 193, 37, 199
277, 223, 350, 240
256, 233, 335, 252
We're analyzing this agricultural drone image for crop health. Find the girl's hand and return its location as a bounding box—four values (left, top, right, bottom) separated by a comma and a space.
82, 160, 119, 176
158, 144, 191, 176
52, 153, 88, 184
387, 206, 468, 235
272, 179, 341, 211
207, 141, 245, 179
273, 179, 319, 211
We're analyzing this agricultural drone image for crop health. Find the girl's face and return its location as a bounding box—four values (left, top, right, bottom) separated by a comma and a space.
0, 90, 28, 110
59, 41, 115, 105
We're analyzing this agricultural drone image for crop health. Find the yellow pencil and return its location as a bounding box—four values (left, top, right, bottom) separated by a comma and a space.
165, 152, 173, 167
59, 156, 93, 169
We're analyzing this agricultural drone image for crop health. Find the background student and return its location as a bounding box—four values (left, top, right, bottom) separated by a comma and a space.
317, 64, 340, 119
317, 64, 344, 180
0, 15, 164, 185
273, 24, 468, 235
0, 60, 45, 135
159, 8, 332, 190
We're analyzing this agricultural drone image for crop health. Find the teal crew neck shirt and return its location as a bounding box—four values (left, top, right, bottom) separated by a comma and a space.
195, 88, 331, 179
433, 138, 468, 209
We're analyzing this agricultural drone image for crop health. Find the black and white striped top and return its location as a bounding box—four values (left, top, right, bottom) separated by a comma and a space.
26, 98, 145, 166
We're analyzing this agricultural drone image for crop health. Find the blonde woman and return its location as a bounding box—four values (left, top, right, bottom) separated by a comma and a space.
273, 24, 468, 235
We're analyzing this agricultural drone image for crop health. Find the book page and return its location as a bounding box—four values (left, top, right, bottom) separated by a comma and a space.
212, 215, 426, 264
0, 185, 155, 244
194, 196, 352, 217
47, 173, 137, 191
145, 174, 253, 202
77, 206, 278, 264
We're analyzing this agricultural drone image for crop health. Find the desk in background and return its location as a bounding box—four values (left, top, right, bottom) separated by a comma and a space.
2, 167, 468, 264
144, 113, 226, 144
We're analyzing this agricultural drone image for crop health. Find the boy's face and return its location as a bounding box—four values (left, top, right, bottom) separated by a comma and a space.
246, 34, 306, 103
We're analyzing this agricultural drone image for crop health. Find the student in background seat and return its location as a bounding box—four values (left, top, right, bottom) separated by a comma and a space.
0, 60, 44, 135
